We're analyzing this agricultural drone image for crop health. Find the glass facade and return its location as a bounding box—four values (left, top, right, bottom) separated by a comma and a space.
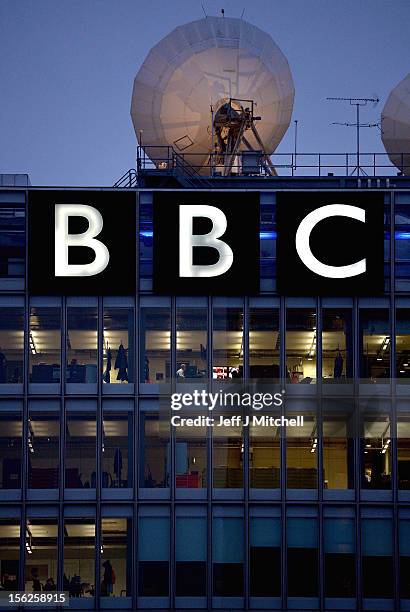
0, 186, 409, 610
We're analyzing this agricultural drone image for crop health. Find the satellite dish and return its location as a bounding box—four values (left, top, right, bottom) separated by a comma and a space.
131, 16, 295, 175
381, 73, 410, 174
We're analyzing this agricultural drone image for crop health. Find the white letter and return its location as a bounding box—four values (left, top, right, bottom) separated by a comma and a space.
55, 204, 110, 277
179, 205, 233, 277
295, 204, 366, 279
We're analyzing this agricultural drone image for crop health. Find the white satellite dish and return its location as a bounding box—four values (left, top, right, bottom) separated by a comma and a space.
381, 73, 410, 174
131, 16, 294, 175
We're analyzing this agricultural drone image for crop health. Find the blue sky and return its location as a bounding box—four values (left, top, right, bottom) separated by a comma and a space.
0, 0, 409, 185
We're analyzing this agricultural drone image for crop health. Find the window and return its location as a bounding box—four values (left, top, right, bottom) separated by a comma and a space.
323, 401, 354, 490
66, 307, 98, 384
140, 305, 170, 384
24, 519, 58, 592
29, 307, 61, 383
361, 517, 393, 598
396, 308, 410, 380
286, 410, 317, 489
103, 307, 134, 384
359, 308, 390, 381
0, 307, 24, 384
399, 517, 410, 598
64, 518, 95, 597
397, 408, 410, 489
361, 406, 391, 489
175, 417, 206, 488
213, 514, 244, 596
139, 411, 169, 488
102, 412, 132, 488
395, 199, 410, 291
213, 306, 243, 380
65, 412, 96, 489
101, 517, 132, 597
0, 200, 25, 277
176, 306, 207, 380
0, 412, 22, 489
324, 516, 355, 597
176, 511, 206, 596
322, 309, 352, 381
249, 307, 280, 379
213, 416, 243, 488
138, 512, 169, 596
250, 420, 280, 488
286, 308, 316, 384
0, 518, 20, 590
28, 413, 59, 489
287, 515, 318, 597
250, 515, 281, 596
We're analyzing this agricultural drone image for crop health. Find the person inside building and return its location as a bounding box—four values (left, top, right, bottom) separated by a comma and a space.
102, 560, 115, 596
176, 363, 186, 378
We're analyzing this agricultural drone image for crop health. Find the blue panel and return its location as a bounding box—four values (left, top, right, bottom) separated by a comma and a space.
399, 520, 410, 556
324, 518, 355, 553
176, 517, 206, 561
250, 518, 281, 547
362, 519, 393, 556
287, 518, 317, 548
213, 517, 244, 563
138, 517, 169, 561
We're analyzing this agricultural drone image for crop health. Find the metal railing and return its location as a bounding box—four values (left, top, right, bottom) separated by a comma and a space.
136, 145, 410, 178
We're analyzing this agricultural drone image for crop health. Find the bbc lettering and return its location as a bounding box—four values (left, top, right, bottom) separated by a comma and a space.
28, 191, 384, 296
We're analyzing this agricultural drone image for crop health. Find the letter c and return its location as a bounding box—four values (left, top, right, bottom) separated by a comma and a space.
295, 204, 366, 279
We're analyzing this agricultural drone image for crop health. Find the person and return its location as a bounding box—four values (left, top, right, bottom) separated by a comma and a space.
2, 573, 15, 590
102, 560, 114, 596
176, 363, 186, 378
31, 568, 41, 592
44, 577, 56, 591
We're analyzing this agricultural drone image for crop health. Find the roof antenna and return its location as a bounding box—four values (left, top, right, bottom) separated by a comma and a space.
201, 2, 207, 17
240, 7, 245, 19
221, 8, 225, 17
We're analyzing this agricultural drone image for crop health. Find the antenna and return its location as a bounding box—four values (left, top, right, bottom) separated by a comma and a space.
293, 119, 298, 174
221, 8, 225, 17
327, 96, 379, 177
240, 7, 245, 19
201, 2, 207, 18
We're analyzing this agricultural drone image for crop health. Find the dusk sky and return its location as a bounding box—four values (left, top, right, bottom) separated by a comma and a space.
1, 0, 409, 185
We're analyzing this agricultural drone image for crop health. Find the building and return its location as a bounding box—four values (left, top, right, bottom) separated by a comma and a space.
0, 162, 409, 611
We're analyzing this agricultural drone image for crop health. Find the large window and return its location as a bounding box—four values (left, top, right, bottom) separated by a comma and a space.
139, 410, 169, 488
64, 517, 95, 597
0, 411, 22, 489
175, 417, 207, 489
0, 306, 24, 384
213, 512, 244, 597
322, 309, 352, 381
250, 514, 281, 597
287, 514, 318, 597
361, 516, 393, 598
399, 516, 410, 598
140, 305, 170, 385
249, 307, 279, 379
250, 420, 280, 488
324, 515, 355, 597
138, 511, 169, 596
29, 307, 61, 383
361, 405, 391, 489
176, 510, 206, 596
395, 198, 410, 291
66, 307, 98, 384
0, 200, 25, 278
102, 412, 132, 488
286, 410, 317, 489
103, 307, 134, 384
24, 518, 58, 592
397, 407, 410, 489
286, 308, 316, 384
213, 306, 243, 380
28, 412, 59, 489
101, 517, 132, 597
65, 412, 96, 489
213, 416, 243, 488
323, 401, 354, 490
396, 308, 410, 380
359, 308, 390, 381
0, 518, 20, 590
176, 304, 207, 380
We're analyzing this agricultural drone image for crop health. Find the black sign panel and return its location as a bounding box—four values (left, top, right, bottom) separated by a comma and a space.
276, 192, 384, 296
28, 190, 136, 295
153, 191, 260, 295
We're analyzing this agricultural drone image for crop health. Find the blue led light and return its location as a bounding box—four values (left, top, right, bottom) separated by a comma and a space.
139, 230, 410, 240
